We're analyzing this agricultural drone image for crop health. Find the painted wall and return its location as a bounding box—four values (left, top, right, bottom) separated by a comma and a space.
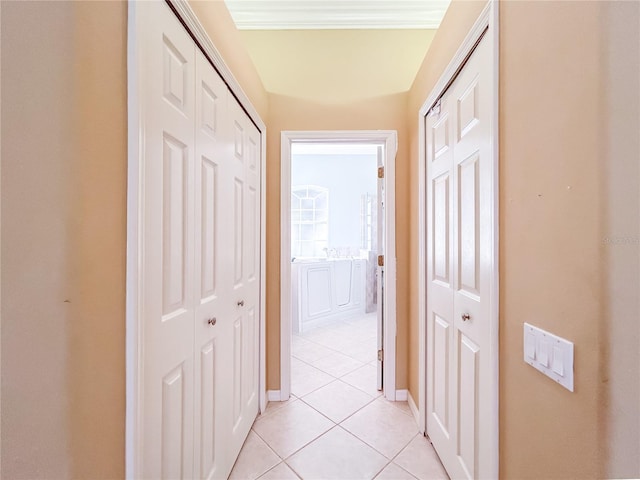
1, 2, 127, 477
408, 0, 640, 478
0, 1, 268, 477
266, 94, 411, 390
291, 153, 378, 252
239, 29, 437, 103
600, 2, 640, 477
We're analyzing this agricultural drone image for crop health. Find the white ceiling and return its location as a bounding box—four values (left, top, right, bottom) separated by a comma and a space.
224, 0, 451, 30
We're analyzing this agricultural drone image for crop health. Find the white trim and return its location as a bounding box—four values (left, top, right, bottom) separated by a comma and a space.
267, 390, 283, 402
489, 6, 501, 477
280, 135, 293, 401
125, 3, 142, 476
408, 392, 420, 425
225, 0, 450, 30
417, 0, 499, 477
280, 130, 398, 401
395, 389, 408, 401
259, 118, 268, 415
126, 1, 268, 476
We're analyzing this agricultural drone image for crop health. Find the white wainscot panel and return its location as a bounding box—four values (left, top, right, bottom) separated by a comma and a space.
291, 259, 366, 333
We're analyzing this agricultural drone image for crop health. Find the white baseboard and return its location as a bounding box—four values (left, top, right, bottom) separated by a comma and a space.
408, 391, 420, 427
395, 389, 408, 401
267, 390, 282, 402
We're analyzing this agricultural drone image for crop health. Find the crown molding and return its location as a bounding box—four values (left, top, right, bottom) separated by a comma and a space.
224, 0, 450, 30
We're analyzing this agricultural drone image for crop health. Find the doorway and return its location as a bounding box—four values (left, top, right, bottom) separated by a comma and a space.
280, 131, 398, 402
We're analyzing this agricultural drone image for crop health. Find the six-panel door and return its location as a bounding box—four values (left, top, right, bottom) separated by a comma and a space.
139, 2, 261, 478
426, 30, 493, 480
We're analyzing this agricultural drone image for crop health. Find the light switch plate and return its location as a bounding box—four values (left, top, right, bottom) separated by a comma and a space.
524, 323, 574, 392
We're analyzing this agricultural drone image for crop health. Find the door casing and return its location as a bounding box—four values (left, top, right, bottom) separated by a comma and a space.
279, 130, 398, 401
125, 1, 268, 477
417, 0, 499, 476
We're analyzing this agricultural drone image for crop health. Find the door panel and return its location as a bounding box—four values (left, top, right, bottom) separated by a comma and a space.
457, 334, 479, 479
199, 341, 216, 478
432, 314, 450, 434
162, 134, 189, 316
457, 78, 479, 141
193, 48, 232, 480
141, 3, 196, 478
233, 317, 243, 427
433, 173, 450, 285
234, 178, 244, 286
161, 365, 185, 480
432, 114, 450, 160
457, 153, 480, 299
426, 29, 493, 480
200, 157, 218, 299
244, 307, 258, 407
228, 96, 261, 460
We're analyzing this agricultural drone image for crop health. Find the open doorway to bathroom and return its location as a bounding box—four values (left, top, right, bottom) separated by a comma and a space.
280, 131, 398, 403
290, 142, 380, 401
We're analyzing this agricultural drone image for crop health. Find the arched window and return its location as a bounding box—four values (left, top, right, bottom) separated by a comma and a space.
291, 185, 328, 258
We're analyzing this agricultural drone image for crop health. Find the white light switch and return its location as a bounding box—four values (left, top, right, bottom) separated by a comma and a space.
523, 323, 574, 392
552, 345, 564, 376
525, 331, 536, 360
537, 337, 550, 367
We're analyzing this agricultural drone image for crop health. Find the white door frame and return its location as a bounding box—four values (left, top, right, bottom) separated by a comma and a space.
280, 130, 399, 401
125, 1, 268, 477
417, 0, 499, 473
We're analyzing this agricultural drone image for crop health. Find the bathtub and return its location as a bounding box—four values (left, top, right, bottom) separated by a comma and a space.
291, 258, 366, 333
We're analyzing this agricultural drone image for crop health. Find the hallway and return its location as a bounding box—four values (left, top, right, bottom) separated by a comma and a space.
229, 314, 449, 479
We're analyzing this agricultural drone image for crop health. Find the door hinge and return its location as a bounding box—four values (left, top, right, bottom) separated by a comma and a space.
378, 349, 384, 362
377, 254, 384, 267
378, 166, 384, 179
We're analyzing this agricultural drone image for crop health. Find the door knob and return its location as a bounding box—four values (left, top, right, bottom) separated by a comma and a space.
207, 317, 217, 326
461, 313, 471, 322
237, 300, 245, 307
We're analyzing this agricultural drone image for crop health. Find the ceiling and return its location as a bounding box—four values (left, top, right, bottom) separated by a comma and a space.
238, 29, 437, 102
223, 1, 449, 103
224, 0, 451, 30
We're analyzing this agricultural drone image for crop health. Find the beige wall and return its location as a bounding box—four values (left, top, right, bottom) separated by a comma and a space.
0, 1, 267, 477
408, 0, 640, 478
265, 93, 410, 389
499, 2, 603, 476
600, 1, 640, 477
1, 2, 127, 477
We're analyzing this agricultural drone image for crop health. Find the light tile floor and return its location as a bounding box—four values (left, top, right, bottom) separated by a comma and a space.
230, 313, 449, 480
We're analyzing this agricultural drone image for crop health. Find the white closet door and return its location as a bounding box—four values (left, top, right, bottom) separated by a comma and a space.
426, 30, 493, 479
227, 96, 261, 459
136, 3, 261, 479
193, 50, 234, 480
140, 2, 196, 478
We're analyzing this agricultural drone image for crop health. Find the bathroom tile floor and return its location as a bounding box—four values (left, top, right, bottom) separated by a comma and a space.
230, 313, 449, 480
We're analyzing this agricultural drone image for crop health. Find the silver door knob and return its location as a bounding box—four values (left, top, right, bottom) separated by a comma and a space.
207, 317, 217, 326
461, 313, 471, 322
237, 300, 245, 307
